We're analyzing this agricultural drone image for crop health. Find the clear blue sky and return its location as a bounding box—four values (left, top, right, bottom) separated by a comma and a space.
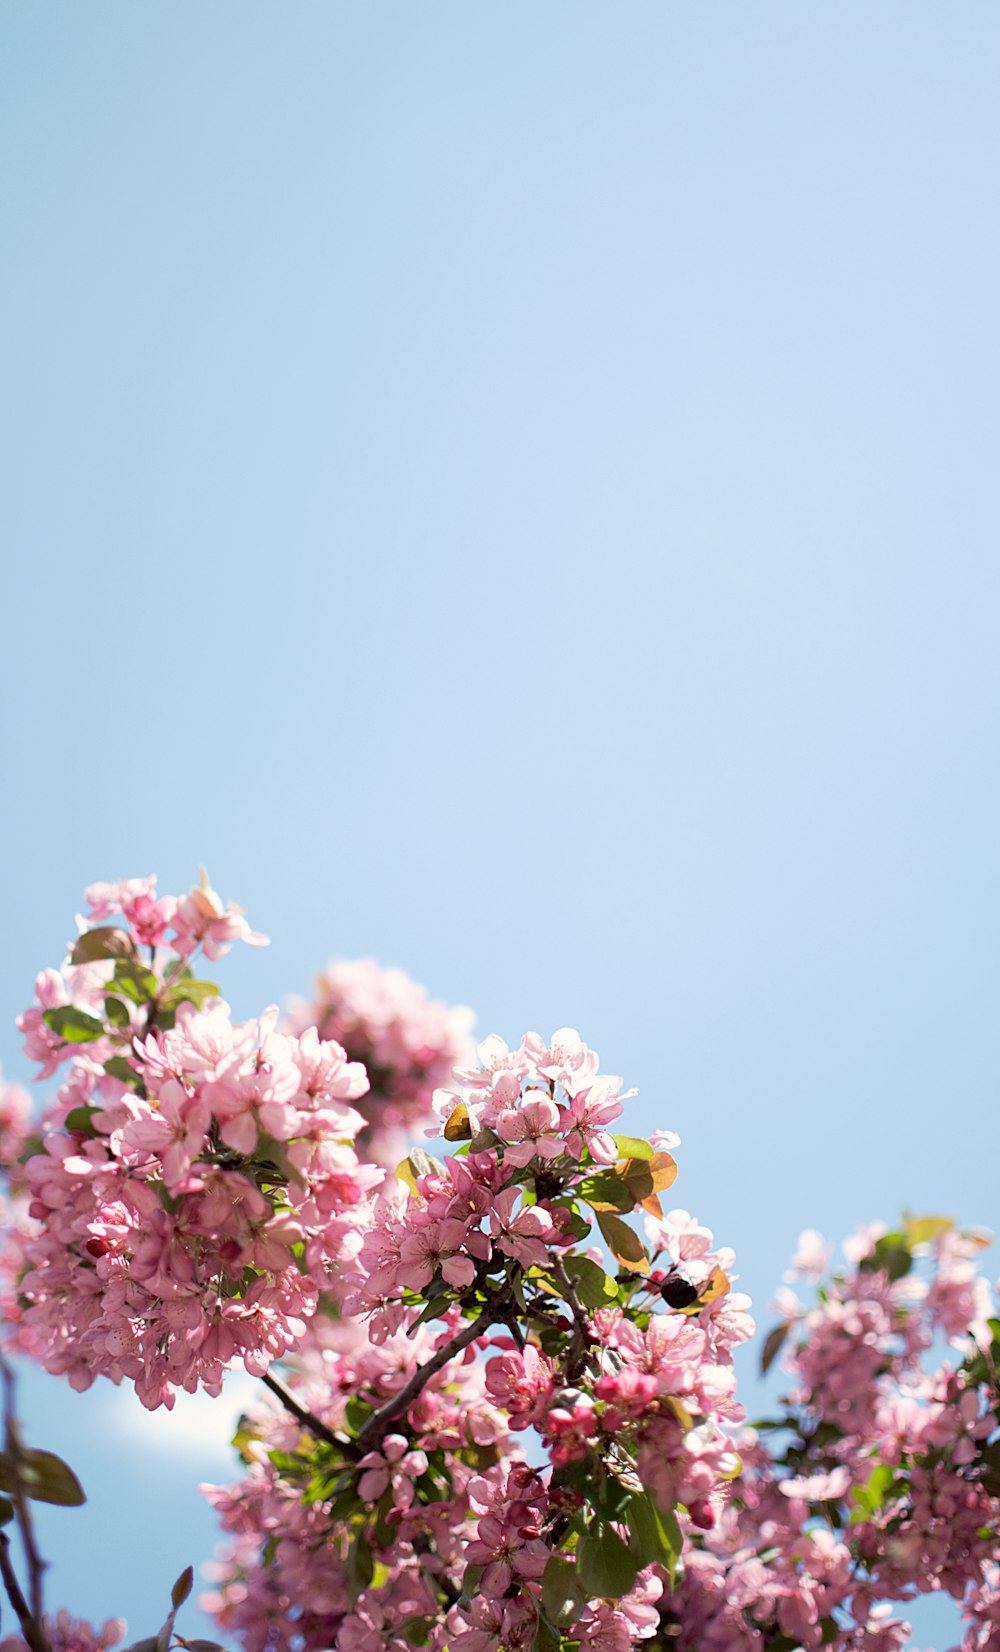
1, 5, 998, 1642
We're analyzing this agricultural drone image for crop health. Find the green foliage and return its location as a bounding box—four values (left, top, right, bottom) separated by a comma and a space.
42, 1005, 104, 1043
576, 1521, 640, 1598
0, 1446, 86, 1507
559, 1253, 619, 1308
760, 1321, 790, 1376
610, 1135, 653, 1161
70, 927, 136, 965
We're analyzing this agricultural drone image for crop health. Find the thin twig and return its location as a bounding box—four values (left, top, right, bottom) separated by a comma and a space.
549, 1257, 593, 1381
0, 1359, 47, 1638
0, 1358, 49, 1652
0, 1532, 48, 1652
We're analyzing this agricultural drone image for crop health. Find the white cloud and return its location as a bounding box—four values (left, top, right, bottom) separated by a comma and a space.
96, 1370, 261, 1467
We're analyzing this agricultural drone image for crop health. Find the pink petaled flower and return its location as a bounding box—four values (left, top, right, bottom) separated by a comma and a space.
169, 875, 268, 961
81, 875, 176, 948
546, 1395, 598, 1464
560, 1076, 624, 1163
494, 1095, 564, 1169
484, 1344, 555, 1429
779, 1464, 852, 1502
786, 1228, 832, 1283
488, 1188, 556, 1269
119, 1082, 211, 1188
575, 1570, 664, 1651
0, 1074, 31, 1171
83, 876, 158, 923
397, 1217, 489, 1291
448, 1595, 536, 1652
466, 1508, 550, 1597
356, 1433, 429, 1509
522, 1026, 597, 1089
17, 970, 74, 1079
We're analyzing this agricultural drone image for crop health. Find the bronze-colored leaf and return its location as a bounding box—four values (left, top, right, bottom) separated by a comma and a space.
443, 1102, 472, 1141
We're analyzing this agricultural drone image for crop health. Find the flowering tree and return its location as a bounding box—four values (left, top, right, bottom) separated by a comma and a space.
0, 876, 997, 1652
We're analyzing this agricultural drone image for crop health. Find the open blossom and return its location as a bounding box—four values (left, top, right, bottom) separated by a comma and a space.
488, 1187, 556, 1268
434, 1027, 634, 1170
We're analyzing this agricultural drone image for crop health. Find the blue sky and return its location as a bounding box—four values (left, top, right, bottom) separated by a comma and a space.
1, 5, 998, 1642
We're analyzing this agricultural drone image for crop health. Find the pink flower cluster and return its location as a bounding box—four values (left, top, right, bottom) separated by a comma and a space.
201, 1313, 513, 1652
0, 1613, 126, 1652
432, 1028, 636, 1165
18, 874, 265, 1083
4, 880, 997, 1652
201, 1028, 755, 1652
663, 1220, 1000, 1652
3, 878, 380, 1408
288, 958, 475, 1165
0, 1072, 31, 1181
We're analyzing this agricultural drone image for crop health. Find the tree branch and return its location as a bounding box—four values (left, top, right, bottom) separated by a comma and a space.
355, 1304, 500, 1454
259, 1371, 349, 1455
0, 1359, 48, 1642
0, 1532, 48, 1652
549, 1258, 592, 1381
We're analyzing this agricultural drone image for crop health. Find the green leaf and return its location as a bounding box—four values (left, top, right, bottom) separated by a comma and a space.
64, 1106, 98, 1136
532, 1608, 562, 1652
592, 1472, 632, 1521
760, 1322, 790, 1376
71, 926, 136, 966
576, 1522, 640, 1599
659, 1504, 683, 1566
625, 1493, 659, 1565
344, 1396, 373, 1432
0, 1448, 86, 1506
849, 1462, 896, 1522
104, 995, 132, 1028
611, 1135, 653, 1161
561, 1254, 619, 1309
165, 978, 221, 1010
541, 1556, 587, 1626
347, 1533, 374, 1603
104, 1055, 141, 1086
171, 1566, 194, 1608
42, 1006, 104, 1044
578, 1173, 635, 1214
0, 1496, 13, 1528
860, 1232, 912, 1283
111, 960, 158, 1005
596, 1211, 649, 1273
627, 1491, 682, 1571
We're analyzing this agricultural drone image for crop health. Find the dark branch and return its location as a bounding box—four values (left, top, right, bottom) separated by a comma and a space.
0, 1358, 48, 1642
259, 1370, 348, 1454
0, 1532, 48, 1652
355, 1303, 501, 1454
